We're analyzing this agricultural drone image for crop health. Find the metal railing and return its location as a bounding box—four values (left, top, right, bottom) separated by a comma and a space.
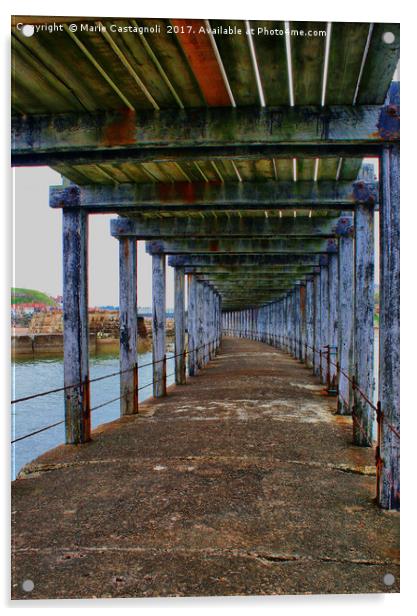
11, 338, 220, 445
224, 327, 399, 503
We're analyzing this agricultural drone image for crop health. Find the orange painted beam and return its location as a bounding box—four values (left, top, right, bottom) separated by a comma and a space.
171, 19, 231, 107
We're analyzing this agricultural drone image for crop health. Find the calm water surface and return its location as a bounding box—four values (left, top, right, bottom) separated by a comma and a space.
11, 332, 379, 479
11, 351, 175, 479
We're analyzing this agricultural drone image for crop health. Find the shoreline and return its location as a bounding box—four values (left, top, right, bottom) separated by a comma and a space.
11, 332, 155, 358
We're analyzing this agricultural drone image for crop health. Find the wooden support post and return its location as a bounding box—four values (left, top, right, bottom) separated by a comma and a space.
196, 282, 204, 368
294, 285, 302, 359
202, 285, 209, 364
213, 291, 216, 352
152, 253, 166, 398
63, 209, 91, 444
174, 267, 186, 385
300, 283, 307, 362
305, 277, 314, 368
285, 294, 290, 352
217, 295, 221, 347
378, 144, 400, 509
279, 301, 284, 348
187, 274, 197, 376
209, 287, 215, 359
290, 289, 296, 357
313, 268, 321, 376
328, 251, 339, 391
337, 226, 354, 414
353, 203, 374, 445
320, 257, 329, 384
119, 237, 138, 416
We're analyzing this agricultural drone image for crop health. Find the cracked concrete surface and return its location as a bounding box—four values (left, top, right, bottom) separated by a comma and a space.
11, 338, 399, 599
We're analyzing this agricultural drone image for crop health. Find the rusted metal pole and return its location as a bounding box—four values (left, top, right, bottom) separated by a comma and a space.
337, 225, 354, 414
119, 237, 138, 415
62, 208, 91, 444
378, 144, 400, 509
353, 201, 374, 445
174, 267, 186, 385
152, 253, 167, 398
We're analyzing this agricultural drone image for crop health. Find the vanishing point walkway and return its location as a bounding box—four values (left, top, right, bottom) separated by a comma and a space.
12, 338, 399, 598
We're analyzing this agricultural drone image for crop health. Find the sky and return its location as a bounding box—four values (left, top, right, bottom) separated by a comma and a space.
13, 167, 175, 308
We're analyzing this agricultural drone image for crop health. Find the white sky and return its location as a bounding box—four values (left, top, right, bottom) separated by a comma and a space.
13, 167, 175, 308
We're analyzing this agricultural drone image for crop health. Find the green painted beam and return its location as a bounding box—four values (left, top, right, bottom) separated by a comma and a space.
13, 104, 398, 167
51, 181, 377, 213
110, 214, 351, 238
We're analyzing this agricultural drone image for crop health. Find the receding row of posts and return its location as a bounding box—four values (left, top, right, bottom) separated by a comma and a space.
187, 274, 221, 376
221, 149, 399, 510
61, 233, 222, 441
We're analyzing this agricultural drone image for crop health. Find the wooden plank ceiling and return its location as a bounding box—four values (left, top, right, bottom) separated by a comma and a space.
11, 17, 399, 194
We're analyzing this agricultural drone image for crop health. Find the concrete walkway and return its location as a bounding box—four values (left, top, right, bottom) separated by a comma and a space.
12, 338, 399, 599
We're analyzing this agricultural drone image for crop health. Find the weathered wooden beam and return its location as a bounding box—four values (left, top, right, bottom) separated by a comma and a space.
146, 238, 337, 255
174, 267, 186, 385
195, 272, 312, 279
118, 237, 138, 416
12, 105, 398, 166
110, 215, 349, 239
378, 144, 400, 510
62, 209, 90, 444
169, 255, 320, 267
53, 181, 377, 213
152, 253, 166, 398
353, 203, 374, 445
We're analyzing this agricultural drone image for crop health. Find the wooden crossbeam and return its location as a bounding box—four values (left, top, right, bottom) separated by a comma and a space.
146, 238, 337, 255
169, 255, 319, 266
12, 105, 398, 166
110, 215, 351, 238
51, 181, 377, 212
187, 267, 314, 275
196, 273, 309, 280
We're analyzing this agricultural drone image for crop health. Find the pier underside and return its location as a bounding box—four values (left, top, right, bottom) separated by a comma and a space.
12, 338, 399, 599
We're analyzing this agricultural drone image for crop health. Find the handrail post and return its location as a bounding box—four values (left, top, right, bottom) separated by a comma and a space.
133, 363, 138, 413
375, 401, 383, 504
